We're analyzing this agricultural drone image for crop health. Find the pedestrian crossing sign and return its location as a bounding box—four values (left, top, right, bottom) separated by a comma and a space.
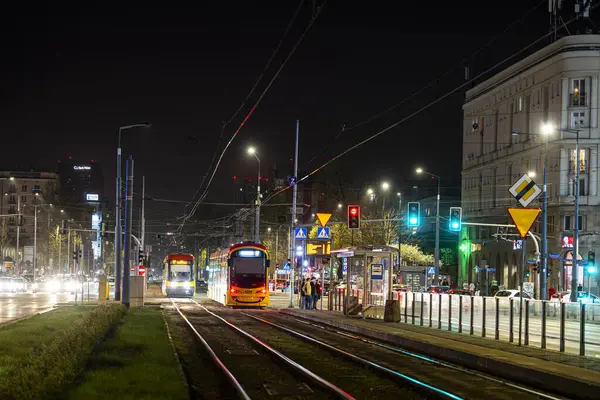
294, 228, 307, 240
317, 227, 330, 240
427, 266, 436, 275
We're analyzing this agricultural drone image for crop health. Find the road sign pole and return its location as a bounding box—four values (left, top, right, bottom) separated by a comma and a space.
289, 120, 299, 308
541, 143, 548, 300
519, 238, 526, 346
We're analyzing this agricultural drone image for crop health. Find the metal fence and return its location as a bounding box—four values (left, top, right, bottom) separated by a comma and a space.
331, 289, 600, 357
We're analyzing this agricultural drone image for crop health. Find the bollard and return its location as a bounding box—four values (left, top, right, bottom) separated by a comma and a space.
438, 293, 442, 329
509, 298, 514, 343
98, 275, 108, 305
411, 292, 416, 325
404, 292, 408, 323
524, 299, 529, 345
458, 295, 463, 333
429, 293, 433, 328
448, 295, 452, 331
560, 302, 565, 352
470, 295, 474, 335
420, 293, 424, 326
580, 303, 586, 356
541, 301, 546, 349
495, 297, 500, 340
482, 297, 487, 338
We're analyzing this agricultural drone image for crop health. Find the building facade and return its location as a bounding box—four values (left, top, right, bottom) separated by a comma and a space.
0, 171, 59, 264
57, 158, 103, 204
460, 35, 600, 297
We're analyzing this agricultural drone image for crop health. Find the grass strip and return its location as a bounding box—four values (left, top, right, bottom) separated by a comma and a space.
68, 308, 188, 400
0, 304, 126, 400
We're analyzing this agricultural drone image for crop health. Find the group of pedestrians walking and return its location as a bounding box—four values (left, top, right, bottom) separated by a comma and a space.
300, 277, 322, 309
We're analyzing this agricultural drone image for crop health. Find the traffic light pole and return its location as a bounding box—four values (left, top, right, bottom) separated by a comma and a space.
289, 120, 299, 309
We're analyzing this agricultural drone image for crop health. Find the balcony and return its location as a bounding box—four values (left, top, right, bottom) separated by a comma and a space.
569, 93, 587, 107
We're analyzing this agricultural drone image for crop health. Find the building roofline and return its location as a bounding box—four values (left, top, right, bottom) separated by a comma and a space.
465, 35, 600, 104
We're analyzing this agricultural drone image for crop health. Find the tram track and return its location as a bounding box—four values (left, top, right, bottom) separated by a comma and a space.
170, 299, 354, 399
185, 298, 463, 399
241, 309, 568, 400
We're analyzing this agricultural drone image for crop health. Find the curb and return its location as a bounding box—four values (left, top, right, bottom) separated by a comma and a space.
280, 309, 600, 400
0, 306, 57, 328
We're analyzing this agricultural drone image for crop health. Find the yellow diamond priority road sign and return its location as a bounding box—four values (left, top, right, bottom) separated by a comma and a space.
316, 212, 332, 227
507, 208, 541, 238
509, 174, 541, 207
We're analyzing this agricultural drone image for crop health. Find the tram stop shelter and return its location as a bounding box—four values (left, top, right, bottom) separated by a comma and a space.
330, 245, 400, 322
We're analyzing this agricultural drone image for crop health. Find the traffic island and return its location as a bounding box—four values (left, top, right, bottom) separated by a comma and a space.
67, 308, 188, 400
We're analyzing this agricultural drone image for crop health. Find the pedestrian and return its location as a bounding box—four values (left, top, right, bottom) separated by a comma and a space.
303, 278, 312, 310
462, 281, 469, 290
548, 287, 556, 299
311, 278, 318, 309
577, 283, 583, 293
300, 278, 306, 309
469, 282, 475, 293
442, 278, 449, 286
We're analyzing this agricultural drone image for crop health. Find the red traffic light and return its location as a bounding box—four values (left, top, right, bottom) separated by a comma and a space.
350, 207, 358, 216
347, 205, 360, 230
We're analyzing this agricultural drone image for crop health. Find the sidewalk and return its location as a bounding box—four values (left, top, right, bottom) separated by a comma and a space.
280, 309, 600, 400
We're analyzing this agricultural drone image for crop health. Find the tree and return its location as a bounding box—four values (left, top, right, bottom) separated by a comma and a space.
0, 218, 14, 260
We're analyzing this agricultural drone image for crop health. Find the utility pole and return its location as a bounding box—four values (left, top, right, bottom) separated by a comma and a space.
57, 226, 61, 275
67, 228, 71, 274
141, 176, 146, 253
122, 156, 135, 307
115, 137, 123, 301
47, 211, 51, 274
16, 196, 20, 274
435, 178, 441, 285
33, 205, 38, 283
289, 120, 299, 308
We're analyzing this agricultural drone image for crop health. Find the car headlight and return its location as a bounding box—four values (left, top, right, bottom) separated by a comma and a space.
48, 280, 60, 291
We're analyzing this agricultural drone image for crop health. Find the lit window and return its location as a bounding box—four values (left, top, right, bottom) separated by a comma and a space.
517, 96, 523, 112
570, 78, 586, 106
570, 149, 587, 173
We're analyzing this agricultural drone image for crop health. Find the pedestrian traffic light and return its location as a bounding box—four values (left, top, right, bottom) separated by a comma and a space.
73, 250, 77, 261
526, 270, 531, 278
347, 205, 360, 229
449, 207, 462, 231
78, 248, 82, 261
407, 202, 420, 227
138, 249, 145, 264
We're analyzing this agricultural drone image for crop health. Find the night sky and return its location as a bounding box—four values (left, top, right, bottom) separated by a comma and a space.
0, 1, 556, 231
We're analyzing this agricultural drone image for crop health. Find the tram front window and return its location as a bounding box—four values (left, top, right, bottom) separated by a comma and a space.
231, 257, 265, 288
169, 264, 193, 281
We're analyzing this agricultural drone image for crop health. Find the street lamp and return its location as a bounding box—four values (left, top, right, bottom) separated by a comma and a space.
115, 123, 150, 302
416, 167, 441, 285
337, 203, 343, 209
527, 171, 536, 178
247, 146, 261, 243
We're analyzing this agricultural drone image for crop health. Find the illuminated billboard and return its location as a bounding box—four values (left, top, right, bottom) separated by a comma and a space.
73, 165, 91, 170
86, 193, 99, 201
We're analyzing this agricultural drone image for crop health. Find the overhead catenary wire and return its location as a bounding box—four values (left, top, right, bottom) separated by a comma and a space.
257, 8, 594, 211
185, 0, 307, 213
180, 1, 327, 229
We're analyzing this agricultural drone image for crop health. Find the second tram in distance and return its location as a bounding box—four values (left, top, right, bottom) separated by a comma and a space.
162, 253, 196, 297
208, 242, 270, 307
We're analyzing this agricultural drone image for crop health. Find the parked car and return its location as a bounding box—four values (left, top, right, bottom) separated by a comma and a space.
422, 286, 450, 294
494, 289, 531, 299
196, 279, 208, 292
449, 289, 472, 295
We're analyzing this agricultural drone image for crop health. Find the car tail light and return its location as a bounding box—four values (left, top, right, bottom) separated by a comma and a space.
261, 289, 267, 294
230, 288, 238, 294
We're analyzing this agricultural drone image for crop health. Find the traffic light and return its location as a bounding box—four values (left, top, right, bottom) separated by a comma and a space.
588, 250, 596, 268
347, 205, 360, 230
72, 250, 77, 261
78, 247, 82, 261
449, 207, 462, 231
61, 220, 67, 234
138, 249, 145, 264
407, 202, 420, 227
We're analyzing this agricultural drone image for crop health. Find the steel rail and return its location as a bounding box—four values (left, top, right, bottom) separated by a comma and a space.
240, 311, 463, 400
170, 299, 251, 400
188, 299, 354, 400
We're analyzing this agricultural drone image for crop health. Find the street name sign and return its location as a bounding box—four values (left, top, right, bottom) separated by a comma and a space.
507, 207, 541, 238
316, 212, 332, 227
509, 174, 541, 207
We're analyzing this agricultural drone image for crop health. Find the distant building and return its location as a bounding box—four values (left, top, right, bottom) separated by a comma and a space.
0, 171, 59, 261
460, 35, 600, 296
57, 157, 103, 204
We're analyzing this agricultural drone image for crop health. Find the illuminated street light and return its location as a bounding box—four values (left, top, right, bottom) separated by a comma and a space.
9, 177, 14, 181
541, 122, 554, 135
381, 182, 390, 191
367, 188, 374, 195
247, 146, 256, 155
415, 167, 424, 174
60, 209, 64, 213
528, 171, 536, 178
337, 203, 342, 209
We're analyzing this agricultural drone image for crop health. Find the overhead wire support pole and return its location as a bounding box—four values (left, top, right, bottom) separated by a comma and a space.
289, 120, 299, 308
122, 156, 135, 308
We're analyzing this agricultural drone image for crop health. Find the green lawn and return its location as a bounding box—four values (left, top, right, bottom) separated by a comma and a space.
0, 306, 95, 367
69, 308, 188, 400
